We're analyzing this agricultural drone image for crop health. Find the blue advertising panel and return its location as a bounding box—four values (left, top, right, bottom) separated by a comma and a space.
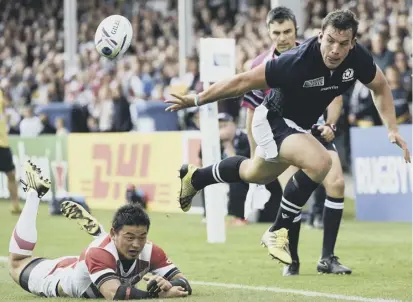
350, 125, 412, 222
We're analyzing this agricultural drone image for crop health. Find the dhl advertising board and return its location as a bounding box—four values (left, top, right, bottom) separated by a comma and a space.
68, 132, 198, 212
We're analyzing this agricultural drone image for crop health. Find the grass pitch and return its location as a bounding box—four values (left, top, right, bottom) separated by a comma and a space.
0, 201, 411, 301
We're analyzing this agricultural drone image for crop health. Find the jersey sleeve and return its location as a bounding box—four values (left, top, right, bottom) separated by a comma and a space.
150, 244, 180, 280
242, 51, 270, 109
264, 54, 294, 88
241, 90, 263, 109
85, 247, 118, 288
353, 43, 377, 85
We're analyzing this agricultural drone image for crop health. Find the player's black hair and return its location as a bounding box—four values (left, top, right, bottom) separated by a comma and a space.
266, 6, 297, 30
112, 204, 150, 232
322, 9, 359, 39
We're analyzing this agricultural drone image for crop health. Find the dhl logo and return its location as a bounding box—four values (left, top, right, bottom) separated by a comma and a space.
68, 132, 189, 212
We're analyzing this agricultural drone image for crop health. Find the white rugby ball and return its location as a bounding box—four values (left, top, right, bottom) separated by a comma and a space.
95, 15, 133, 60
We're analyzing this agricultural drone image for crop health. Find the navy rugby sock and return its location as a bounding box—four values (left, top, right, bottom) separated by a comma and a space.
270, 170, 319, 231
191, 156, 248, 190
322, 196, 344, 258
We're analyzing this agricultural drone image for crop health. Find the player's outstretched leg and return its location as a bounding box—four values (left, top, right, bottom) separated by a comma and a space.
260, 210, 301, 269
60, 200, 103, 237
178, 156, 249, 212
8, 160, 51, 283
265, 171, 301, 275
265, 134, 332, 265
179, 149, 288, 212
317, 151, 351, 275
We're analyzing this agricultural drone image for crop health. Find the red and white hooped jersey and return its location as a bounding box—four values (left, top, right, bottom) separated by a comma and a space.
49, 234, 179, 298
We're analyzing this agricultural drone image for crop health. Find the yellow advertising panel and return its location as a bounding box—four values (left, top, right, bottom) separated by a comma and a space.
68, 132, 182, 212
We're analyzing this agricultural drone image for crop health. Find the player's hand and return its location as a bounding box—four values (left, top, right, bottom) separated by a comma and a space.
388, 130, 411, 163
165, 93, 196, 112
348, 114, 356, 125
158, 286, 189, 298
317, 124, 335, 142
144, 275, 172, 294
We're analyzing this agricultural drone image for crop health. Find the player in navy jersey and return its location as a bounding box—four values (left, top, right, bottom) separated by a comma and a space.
166, 9, 410, 266
242, 7, 350, 276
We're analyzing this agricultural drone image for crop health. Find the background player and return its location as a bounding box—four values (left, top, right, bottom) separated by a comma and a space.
8, 160, 190, 300
242, 6, 350, 276
165, 9, 410, 266
0, 89, 20, 214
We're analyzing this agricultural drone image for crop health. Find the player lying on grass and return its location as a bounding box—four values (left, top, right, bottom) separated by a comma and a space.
8, 160, 191, 300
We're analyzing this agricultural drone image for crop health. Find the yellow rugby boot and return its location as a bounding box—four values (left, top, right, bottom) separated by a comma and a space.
178, 164, 199, 212
20, 160, 51, 198
60, 200, 102, 237
260, 228, 292, 265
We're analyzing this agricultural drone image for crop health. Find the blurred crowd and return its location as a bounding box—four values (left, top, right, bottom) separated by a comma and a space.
304, 0, 412, 127
0, 0, 411, 138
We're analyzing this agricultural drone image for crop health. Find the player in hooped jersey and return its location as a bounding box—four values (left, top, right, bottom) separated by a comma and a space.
166, 9, 410, 266
8, 161, 191, 300
242, 7, 350, 276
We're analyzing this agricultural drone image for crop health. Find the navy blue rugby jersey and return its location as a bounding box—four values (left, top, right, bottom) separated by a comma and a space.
264, 36, 376, 129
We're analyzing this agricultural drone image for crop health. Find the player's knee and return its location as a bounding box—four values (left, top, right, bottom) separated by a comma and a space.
8, 254, 20, 270
327, 175, 345, 196
241, 166, 273, 184
240, 169, 270, 184
320, 154, 332, 176
308, 154, 332, 180
8, 256, 19, 281
239, 160, 269, 184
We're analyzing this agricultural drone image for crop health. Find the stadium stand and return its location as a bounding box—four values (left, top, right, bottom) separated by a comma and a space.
0, 0, 410, 157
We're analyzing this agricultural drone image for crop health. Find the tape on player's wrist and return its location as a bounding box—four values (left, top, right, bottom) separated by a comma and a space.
325, 123, 337, 132
194, 95, 201, 107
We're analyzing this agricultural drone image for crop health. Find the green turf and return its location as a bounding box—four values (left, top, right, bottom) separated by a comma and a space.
0, 200, 411, 301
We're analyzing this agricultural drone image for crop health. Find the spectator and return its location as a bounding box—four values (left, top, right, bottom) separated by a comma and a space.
384, 65, 411, 124
126, 184, 148, 209
111, 84, 132, 132
0, 0, 409, 141
39, 113, 56, 135
370, 32, 394, 71
19, 106, 43, 137
87, 116, 100, 132
55, 117, 69, 136
348, 81, 381, 127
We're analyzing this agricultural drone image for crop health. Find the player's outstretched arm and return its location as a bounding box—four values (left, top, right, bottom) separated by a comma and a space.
366, 64, 411, 163
99, 278, 155, 300
99, 278, 188, 300
165, 63, 268, 112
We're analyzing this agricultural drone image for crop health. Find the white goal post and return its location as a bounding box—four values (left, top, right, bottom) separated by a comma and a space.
199, 38, 236, 243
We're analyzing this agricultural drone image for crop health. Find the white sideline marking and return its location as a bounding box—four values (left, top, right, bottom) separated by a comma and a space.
191, 281, 400, 302
0, 257, 400, 301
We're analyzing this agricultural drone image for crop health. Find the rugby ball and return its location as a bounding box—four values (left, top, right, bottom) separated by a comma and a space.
95, 15, 133, 59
